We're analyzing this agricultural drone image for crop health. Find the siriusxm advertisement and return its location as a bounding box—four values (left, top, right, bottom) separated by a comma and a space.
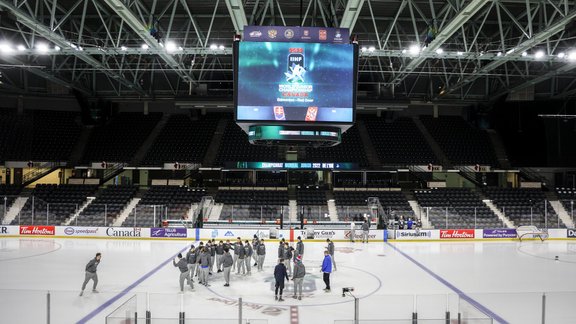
236, 41, 356, 123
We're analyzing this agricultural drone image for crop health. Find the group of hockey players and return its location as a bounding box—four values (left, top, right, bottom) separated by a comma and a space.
172, 236, 267, 291
171, 235, 337, 302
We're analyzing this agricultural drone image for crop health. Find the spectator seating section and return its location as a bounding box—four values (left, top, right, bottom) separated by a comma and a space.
142, 114, 218, 166
76, 186, 138, 226
216, 189, 288, 220
334, 190, 413, 221
363, 117, 437, 165
122, 186, 206, 227
0, 110, 80, 162
11, 184, 97, 225
420, 116, 498, 166
413, 188, 501, 229
556, 188, 576, 218
0, 184, 21, 220
303, 125, 369, 168
214, 121, 280, 166
82, 113, 162, 163
483, 188, 561, 228
296, 188, 327, 220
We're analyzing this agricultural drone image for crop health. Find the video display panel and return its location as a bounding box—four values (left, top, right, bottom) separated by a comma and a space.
236, 41, 356, 123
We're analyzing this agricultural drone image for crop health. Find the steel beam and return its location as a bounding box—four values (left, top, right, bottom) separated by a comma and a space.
0, 0, 147, 95
224, 0, 248, 33
442, 9, 576, 97
388, 0, 490, 85
102, 0, 196, 84
340, 0, 365, 33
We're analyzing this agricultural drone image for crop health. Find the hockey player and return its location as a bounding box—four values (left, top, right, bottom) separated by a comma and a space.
252, 235, 260, 266
283, 243, 293, 276
292, 255, 306, 300
216, 241, 224, 273
173, 253, 193, 292
236, 241, 246, 275
326, 238, 336, 271
221, 248, 233, 287
198, 247, 211, 286
186, 245, 197, 282
321, 250, 332, 292
296, 236, 304, 258
278, 240, 285, 261
232, 237, 242, 271
274, 259, 289, 301
208, 240, 216, 275
361, 220, 370, 243
79, 253, 101, 296
257, 239, 266, 271
244, 240, 253, 275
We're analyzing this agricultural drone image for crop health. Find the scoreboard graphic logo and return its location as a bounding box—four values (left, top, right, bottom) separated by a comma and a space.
285, 47, 305, 83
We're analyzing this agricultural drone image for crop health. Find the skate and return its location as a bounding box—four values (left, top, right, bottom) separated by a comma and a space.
275, 296, 278, 301
278, 297, 284, 302
224, 283, 230, 287
298, 296, 302, 300
92, 289, 99, 293
79, 291, 83, 297
292, 295, 297, 299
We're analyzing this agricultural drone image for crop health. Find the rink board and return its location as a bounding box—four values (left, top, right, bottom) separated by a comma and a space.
0, 225, 573, 241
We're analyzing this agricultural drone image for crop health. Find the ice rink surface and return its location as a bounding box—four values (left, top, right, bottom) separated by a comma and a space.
1, 237, 576, 324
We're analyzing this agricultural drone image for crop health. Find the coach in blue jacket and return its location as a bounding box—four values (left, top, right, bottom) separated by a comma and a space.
321, 250, 332, 292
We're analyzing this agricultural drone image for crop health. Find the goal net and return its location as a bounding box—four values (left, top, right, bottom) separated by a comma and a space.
517, 225, 549, 241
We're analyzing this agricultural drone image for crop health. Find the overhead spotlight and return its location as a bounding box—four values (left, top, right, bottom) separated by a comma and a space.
361, 46, 367, 52
78, 46, 83, 51
409, 44, 420, 55
456, 51, 463, 56
557, 52, 565, 59
368, 46, 375, 52
435, 48, 443, 55
568, 51, 576, 61
36, 42, 49, 53
178, 46, 183, 51
165, 41, 177, 52
120, 46, 127, 51
0, 42, 13, 53
141, 44, 149, 50
496, 52, 502, 56
218, 45, 225, 50
209, 44, 218, 50
54, 46, 61, 51
17, 44, 26, 51
534, 50, 545, 59
521, 51, 527, 57
506, 48, 515, 55
401, 49, 407, 54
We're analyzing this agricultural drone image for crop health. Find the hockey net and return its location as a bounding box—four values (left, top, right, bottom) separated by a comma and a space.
517, 225, 549, 241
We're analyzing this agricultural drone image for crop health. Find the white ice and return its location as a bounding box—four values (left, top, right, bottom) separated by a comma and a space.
1, 238, 576, 324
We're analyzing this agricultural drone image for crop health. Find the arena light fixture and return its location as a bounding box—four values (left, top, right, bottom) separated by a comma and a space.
521, 51, 527, 57
435, 48, 443, 55
557, 52, 565, 59
496, 52, 502, 57
368, 46, 375, 52
141, 44, 149, 50
218, 45, 225, 50
0, 42, 14, 53
36, 42, 49, 53
209, 44, 218, 50
120, 46, 127, 51
361, 46, 367, 52
409, 44, 420, 55
568, 51, 576, 61
165, 41, 177, 52
534, 50, 545, 59
17, 44, 26, 51
54, 46, 61, 51
456, 51, 463, 56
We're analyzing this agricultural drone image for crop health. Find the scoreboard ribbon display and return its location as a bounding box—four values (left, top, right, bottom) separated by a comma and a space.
225, 162, 358, 170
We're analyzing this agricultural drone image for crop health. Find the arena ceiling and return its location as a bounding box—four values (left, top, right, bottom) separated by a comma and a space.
0, 0, 575, 103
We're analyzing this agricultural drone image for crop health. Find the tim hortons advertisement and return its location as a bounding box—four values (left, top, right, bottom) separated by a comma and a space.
20, 225, 55, 236
395, 230, 439, 240
439, 229, 475, 239
482, 229, 517, 239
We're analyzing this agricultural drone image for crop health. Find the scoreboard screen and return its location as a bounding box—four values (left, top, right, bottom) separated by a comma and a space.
235, 41, 356, 123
